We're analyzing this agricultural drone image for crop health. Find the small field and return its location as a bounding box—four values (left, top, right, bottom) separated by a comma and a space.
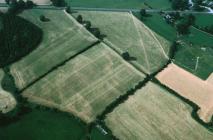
0, 69, 16, 113
105, 82, 213, 140
73, 11, 171, 74
10, 9, 98, 90
157, 63, 213, 123
22, 43, 145, 123
66, 0, 171, 9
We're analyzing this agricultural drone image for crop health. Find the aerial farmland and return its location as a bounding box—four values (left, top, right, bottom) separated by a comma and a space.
0, 0, 212, 140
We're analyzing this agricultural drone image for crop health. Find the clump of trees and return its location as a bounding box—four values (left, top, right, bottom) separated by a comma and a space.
50, 0, 66, 7
176, 14, 195, 34
0, 13, 43, 67
5, 0, 35, 14
39, 15, 50, 22
76, 14, 102, 39
170, 0, 189, 10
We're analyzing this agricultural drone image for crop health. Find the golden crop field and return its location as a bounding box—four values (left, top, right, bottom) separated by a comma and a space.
105, 82, 213, 140
10, 9, 98, 90
73, 11, 171, 74
22, 43, 146, 123
157, 63, 213, 123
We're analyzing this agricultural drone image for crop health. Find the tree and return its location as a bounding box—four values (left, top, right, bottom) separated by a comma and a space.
66, 6, 71, 13
39, 15, 50, 22
171, 0, 189, 10
122, 52, 130, 60
140, 9, 146, 16
85, 21, 91, 29
50, 0, 65, 7
76, 15, 83, 23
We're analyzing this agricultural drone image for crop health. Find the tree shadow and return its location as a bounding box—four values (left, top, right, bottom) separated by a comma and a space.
0, 13, 43, 68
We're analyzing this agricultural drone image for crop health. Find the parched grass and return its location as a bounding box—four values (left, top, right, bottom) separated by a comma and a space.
66, 0, 171, 9
105, 82, 213, 140
22, 43, 146, 123
10, 9, 98, 90
73, 11, 171, 74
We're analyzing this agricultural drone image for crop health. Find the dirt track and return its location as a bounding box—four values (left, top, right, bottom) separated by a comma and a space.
157, 63, 213, 123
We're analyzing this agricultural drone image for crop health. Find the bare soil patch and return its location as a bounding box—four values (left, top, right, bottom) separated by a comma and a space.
157, 63, 213, 123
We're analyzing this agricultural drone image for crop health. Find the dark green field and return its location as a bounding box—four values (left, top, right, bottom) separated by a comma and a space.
134, 12, 177, 41
66, 0, 171, 9
0, 109, 87, 140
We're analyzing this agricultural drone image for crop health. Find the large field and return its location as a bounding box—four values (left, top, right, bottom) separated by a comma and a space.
194, 14, 213, 27
157, 63, 213, 123
10, 9, 98, 90
105, 82, 213, 140
73, 11, 171, 74
22, 43, 146, 123
66, 0, 171, 9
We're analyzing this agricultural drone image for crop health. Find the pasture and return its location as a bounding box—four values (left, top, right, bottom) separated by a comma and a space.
194, 14, 213, 27
105, 82, 213, 140
134, 12, 177, 41
175, 27, 213, 79
66, 0, 171, 9
10, 9, 98, 90
73, 11, 171, 74
22, 43, 146, 123
0, 108, 87, 140
157, 63, 213, 123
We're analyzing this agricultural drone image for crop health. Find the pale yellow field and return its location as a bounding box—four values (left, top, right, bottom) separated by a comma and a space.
0, 69, 16, 113
22, 43, 146, 123
73, 11, 171, 74
157, 63, 213, 123
207, 73, 213, 85
106, 82, 213, 140
10, 9, 98, 90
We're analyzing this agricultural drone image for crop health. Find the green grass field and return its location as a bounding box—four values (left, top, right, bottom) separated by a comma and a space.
175, 27, 213, 79
105, 82, 213, 140
0, 109, 87, 140
10, 9, 98, 90
66, 0, 171, 9
22, 43, 145, 123
73, 11, 171, 74
134, 12, 177, 42
194, 14, 213, 27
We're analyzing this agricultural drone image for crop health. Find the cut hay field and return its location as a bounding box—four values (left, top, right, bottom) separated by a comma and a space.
10, 9, 98, 90
66, 0, 171, 9
0, 69, 16, 113
73, 11, 171, 74
105, 82, 213, 140
22, 43, 146, 123
157, 63, 213, 123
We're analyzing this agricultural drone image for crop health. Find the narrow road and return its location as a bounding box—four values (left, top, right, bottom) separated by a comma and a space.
0, 3, 213, 14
